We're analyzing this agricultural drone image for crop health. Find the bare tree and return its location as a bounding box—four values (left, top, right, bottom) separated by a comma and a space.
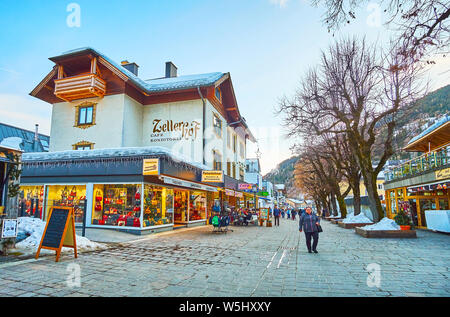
312, 0, 450, 60
279, 37, 424, 221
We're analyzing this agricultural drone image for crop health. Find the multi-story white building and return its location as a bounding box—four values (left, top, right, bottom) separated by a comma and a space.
21, 47, 256, 233
244, 158, 262, 189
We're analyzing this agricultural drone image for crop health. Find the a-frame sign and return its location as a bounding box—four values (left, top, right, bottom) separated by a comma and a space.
35, 206, 77, 262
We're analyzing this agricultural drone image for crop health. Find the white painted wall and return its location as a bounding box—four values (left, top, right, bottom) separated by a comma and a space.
142, 99, 203, 164
49, 94, 249, 181
49, 95, 125, 151
122, 95, 143, 147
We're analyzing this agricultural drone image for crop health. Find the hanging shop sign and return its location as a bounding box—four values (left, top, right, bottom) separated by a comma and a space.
201, 170, 224, 183
436, 168, 450, 181
225, 189, 235, 196
258, 191, 269, 197
1, 219, 18, 239
143, 158, 160, 175
235, 191, 244, 198
160, 175, 217, 192
238, 183, 252, 190
35, 207, 77, 262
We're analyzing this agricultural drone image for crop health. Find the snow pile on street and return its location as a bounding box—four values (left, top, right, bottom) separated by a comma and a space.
14, 217, 106, 254
360, 217, 400, 231
342, 212, 373, 224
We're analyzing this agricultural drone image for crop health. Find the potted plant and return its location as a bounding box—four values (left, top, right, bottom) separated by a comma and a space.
394, 209, 412, 230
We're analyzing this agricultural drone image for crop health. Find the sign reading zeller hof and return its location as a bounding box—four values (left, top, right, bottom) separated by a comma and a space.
151, 119, 201, 143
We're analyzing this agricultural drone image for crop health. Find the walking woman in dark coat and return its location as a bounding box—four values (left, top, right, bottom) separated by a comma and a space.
299, 207, 320, 253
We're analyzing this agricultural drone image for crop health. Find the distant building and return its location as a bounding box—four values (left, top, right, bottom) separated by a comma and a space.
384, 114, 450, 230
0, 123, 49, 153
245, 158, 263, 190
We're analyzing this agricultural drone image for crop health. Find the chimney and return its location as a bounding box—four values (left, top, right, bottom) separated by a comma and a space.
165, 61, 177, 78
121, 60, 139, 76
33, 124, 39, 152
34, 124, 39, 141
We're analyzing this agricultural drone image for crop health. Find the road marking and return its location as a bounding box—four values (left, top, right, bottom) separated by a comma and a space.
277, 250, 288, 268
266, 251, 278, 269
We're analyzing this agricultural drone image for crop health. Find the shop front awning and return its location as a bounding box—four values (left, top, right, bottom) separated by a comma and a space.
159, 175, 218, 192
407, 179, 450, 193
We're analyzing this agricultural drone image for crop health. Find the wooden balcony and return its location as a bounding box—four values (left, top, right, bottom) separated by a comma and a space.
54, 73, 106, 102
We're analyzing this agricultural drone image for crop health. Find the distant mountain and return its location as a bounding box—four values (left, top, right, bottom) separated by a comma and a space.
263, 156, 300, 197
374, 84, 450, 160
266, 84, 449, 193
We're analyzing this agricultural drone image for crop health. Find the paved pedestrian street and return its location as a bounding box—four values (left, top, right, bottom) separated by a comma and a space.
0, 219, 449, 297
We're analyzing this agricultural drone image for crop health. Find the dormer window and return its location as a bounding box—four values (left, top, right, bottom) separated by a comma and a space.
215, 87, 222, 102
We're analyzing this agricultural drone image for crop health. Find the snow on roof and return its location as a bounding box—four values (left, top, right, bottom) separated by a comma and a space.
0, 137, 23, 151
407, 115, 450, 145
145, 73, 225, 92
56, 47, 226, 93
23, 146, 209, 170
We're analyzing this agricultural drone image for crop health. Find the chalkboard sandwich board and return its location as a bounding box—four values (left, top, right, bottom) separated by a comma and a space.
35, 207, 77, 262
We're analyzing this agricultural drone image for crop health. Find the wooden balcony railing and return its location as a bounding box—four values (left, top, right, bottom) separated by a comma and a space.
54, 73, 106, 102
385, 142, 450, 182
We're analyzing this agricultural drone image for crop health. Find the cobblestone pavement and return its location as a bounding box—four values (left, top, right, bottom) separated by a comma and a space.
0, 218, 449, 297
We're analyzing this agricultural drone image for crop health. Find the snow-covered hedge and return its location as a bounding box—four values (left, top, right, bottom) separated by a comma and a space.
14, 217, 106, 254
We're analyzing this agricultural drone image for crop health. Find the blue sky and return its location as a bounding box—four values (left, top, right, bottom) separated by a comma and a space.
0, 0, 448, 174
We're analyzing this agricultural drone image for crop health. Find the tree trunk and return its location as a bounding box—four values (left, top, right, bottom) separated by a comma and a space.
330, 193, 338, 216
352, 180, 361, 216
336, 195, 347, 218
362, 171, 384, 222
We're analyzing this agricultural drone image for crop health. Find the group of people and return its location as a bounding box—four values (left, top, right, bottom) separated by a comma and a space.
272, 204, 321, 254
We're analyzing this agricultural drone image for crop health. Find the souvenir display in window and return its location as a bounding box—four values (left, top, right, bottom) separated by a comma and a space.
91, 184, 142, 227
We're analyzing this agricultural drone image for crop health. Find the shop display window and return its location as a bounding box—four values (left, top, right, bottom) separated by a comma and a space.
439, 198, 449, 210
18, 185, 45, 218
45, 185, 87, 223
92, 184, 141, 227
174, 190, 189, 223
390, 191, 396, 214
189, 191, 206, 221
143, 185, 173, 227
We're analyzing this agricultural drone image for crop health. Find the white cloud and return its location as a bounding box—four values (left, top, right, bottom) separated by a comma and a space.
0, 94, 51, 135
424, 55, 450, 91
269, 0, 289, 8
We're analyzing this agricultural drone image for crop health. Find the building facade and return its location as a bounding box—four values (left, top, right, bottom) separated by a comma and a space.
384, 115, 450, 230
20, 47, 256, 234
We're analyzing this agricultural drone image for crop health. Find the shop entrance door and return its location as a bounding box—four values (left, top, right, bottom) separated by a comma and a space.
419, 198, 436, 228
408, 199, 418, 226
174, 190, 188, 227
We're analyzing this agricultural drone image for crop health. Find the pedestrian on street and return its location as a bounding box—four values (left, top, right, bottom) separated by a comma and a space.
287, 209, 291, 219
292, 209, 296, 221
299, 207, 321, 253
281, 209, 285, 218
273, 205, 281, 226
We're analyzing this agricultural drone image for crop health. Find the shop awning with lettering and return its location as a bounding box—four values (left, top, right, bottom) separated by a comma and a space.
159, 175, 218, 192
407, 180, 450, 193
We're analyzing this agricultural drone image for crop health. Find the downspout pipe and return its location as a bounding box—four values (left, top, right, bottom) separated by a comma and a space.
197, 87, 206, 165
